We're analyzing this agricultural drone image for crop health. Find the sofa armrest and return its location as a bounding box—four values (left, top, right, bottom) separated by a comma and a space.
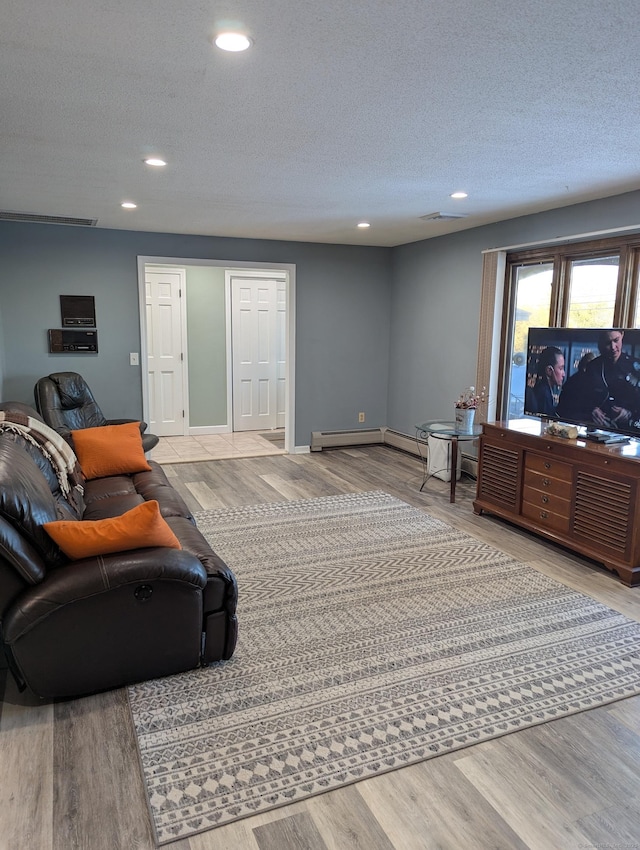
3, 548, 207, 643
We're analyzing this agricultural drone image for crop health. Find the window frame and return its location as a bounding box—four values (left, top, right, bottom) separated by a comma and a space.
497, 234, 640, 420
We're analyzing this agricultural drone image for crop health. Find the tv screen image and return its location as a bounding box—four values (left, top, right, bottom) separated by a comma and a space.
524, 327, 640, 439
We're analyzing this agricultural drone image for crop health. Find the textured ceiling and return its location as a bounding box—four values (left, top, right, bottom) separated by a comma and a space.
2, 0, 640, 246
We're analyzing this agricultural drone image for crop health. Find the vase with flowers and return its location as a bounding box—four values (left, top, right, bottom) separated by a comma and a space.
454, 386, 486, 433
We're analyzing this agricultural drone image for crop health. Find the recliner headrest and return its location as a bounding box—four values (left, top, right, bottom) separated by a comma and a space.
49, 373, 91, 409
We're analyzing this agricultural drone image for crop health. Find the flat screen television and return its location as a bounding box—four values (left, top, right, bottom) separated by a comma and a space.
524, 327, 640, 439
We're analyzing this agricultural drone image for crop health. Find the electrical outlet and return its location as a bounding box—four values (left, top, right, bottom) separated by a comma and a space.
358, 412, 365, 423
129, 352, 139, 366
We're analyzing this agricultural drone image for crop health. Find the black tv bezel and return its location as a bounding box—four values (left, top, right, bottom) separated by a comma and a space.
524, 326, 640, 439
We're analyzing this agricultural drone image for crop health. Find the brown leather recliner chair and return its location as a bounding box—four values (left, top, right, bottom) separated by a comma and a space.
34, 371, 159, 452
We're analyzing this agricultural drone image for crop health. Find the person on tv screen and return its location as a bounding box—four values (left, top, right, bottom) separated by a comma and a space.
557, 329, 640, 430
526, 346, 565, 417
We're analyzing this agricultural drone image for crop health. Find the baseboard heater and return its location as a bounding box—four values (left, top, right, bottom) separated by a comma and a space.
310, 428, 385, 451
310, 426, 478, 477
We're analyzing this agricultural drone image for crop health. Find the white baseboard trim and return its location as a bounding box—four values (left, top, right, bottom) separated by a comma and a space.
188, 425, 231, 435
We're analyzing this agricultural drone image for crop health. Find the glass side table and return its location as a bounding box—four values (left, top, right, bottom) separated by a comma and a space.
415, 420, 483, 503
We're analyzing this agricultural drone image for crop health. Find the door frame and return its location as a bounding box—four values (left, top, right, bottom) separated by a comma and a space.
137, 256, 297, 454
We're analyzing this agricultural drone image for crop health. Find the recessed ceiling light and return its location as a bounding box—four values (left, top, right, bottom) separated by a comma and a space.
357, 222, 371, 228
121, 201, 137, 209
450, 191, 468, 199
144, 157, 167, 167
214, 32, 252, 51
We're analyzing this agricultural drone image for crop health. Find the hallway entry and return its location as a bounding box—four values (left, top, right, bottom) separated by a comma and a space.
138, 259, 295, 452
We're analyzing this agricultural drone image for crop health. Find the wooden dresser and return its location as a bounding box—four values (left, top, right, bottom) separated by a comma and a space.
473, 419, 640, 586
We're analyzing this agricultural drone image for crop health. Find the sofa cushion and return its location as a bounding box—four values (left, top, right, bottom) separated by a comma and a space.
82, 493, 145, 521
72, 422, 151, 480
83, 475, 138, 506
44, 499, 181, 560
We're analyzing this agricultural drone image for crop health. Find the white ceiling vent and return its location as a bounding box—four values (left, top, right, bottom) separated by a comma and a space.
419, 211, 468, 222
0, 210, 97, 226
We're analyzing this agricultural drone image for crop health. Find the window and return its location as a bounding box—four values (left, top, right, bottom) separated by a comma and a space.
505, 263, 553, 418
499, 235, 640, 420
565, 255, 618, 328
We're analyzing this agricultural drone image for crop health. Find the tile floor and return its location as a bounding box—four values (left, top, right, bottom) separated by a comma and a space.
149, 430, 286, 464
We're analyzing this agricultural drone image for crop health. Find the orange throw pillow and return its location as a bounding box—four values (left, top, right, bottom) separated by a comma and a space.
72, 421, 151, 480
44, 500, 181, 560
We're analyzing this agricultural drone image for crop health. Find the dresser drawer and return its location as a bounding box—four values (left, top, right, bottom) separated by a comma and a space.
522, 499, 570, 533
523, 467, 572, 500
522, 486, 571, 519
525, 452, 572, 481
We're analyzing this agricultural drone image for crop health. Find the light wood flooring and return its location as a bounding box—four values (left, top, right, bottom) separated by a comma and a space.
2, 445, 640, 850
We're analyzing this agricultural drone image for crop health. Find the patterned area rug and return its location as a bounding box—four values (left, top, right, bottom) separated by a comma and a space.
128, 491, 640, 845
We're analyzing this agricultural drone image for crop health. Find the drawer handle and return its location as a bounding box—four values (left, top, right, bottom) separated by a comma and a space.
542, 478, 550, 487
540, 511, 549, 519
541, 495, 549, 504
544, 461, 551, 469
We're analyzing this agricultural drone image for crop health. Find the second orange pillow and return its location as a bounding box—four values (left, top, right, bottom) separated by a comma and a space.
72, 421, 151, 480
43, 499, 181, 559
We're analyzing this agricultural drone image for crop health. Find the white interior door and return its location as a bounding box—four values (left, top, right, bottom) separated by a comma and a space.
145, 268, 186, 436
231, 276, 285, 432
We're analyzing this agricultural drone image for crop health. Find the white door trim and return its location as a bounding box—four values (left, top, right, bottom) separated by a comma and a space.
137, 256, 297, 453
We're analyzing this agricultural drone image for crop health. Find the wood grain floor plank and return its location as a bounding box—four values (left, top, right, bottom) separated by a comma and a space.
52, 688, 159, 850
185, 480, 228, 509
196, 460, 289, 507
257, 473, 320, 500
607, 697, 640, 733
289, 462, 362, 495
188, 817, 260, 850
305, 785, 396, 850
161, 463, 179, 479
253, 811, 328, 850
453, 740, 594, 850
575, 802, 640, 846
357, 755, 529, 850
0, 675, 54, 850
478, 721, 622, 820
534, 701, 640, 797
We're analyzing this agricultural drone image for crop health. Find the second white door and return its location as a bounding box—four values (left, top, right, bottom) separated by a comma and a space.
231, 275, 286, 432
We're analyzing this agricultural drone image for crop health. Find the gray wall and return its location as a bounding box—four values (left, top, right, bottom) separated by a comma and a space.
2, 190, 639, 449
388, 190, 640, 434
0, 222, 391, 447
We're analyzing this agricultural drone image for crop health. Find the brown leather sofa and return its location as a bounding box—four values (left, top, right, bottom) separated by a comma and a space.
34, 371, 159, 452
0, 402, 237, 699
